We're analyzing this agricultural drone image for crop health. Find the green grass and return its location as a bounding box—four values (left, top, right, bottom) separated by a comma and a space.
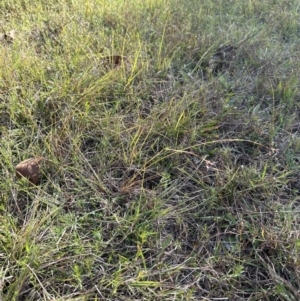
1, 0, 300, 300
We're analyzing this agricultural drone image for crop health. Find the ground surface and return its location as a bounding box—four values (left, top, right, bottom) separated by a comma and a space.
1, 0, 300, 300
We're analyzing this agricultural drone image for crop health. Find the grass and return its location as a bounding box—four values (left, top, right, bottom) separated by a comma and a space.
1, 0, 300, 300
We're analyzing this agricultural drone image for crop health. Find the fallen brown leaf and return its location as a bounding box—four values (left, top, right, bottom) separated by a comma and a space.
16, 157, 43, 185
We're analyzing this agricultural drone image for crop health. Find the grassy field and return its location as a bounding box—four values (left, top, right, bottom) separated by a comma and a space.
1, 0, 300, 300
